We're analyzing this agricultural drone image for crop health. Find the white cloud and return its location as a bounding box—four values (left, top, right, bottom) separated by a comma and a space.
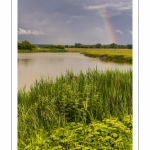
84, 2, 132, 12
99, 12, 122, 18
84, 2, 131, 18
127, 30, 132, 35
115, 29, 123, 35
95, 27, 103, 31
18, 28, 47, 35
84, 5, 102, 10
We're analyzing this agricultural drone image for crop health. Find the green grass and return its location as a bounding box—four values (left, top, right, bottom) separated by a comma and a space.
66, 48, 132, 63
18, 69, 132, 149
18, 48, 132, 63
18, 48, 67, 53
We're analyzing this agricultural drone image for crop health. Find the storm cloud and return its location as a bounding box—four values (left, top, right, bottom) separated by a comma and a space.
18, 0, 132, 45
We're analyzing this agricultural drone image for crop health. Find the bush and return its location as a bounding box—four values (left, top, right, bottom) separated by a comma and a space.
18, 40, 35, 50
19, 116, 132, 150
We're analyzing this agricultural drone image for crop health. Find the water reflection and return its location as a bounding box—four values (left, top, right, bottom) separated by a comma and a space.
100, 59, 132, 65
48, 58, 64, 63
18, 53, 132, 90
18, 59, 33, 66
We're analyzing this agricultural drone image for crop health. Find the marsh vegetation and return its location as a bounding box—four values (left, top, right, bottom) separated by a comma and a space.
18, 69, 132, 149
66, 48, 132, 63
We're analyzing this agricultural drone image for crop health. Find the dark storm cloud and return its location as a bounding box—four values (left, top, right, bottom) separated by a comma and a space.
18, 0, 132, 44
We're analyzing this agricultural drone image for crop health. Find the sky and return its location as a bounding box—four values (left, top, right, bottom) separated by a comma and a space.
18, 0, 132, 45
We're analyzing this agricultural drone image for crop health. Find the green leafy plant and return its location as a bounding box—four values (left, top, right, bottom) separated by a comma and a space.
18, 69, 132, 149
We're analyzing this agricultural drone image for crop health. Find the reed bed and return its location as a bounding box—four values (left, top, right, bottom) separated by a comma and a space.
18, 69, 132, 149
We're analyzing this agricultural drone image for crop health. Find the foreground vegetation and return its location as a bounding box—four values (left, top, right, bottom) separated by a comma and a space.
66, 48, 132, 63
19, 116, 132, 150
18, 69, 132, 149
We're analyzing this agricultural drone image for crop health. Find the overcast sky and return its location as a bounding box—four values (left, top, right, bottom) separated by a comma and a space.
18, 0, 132, 45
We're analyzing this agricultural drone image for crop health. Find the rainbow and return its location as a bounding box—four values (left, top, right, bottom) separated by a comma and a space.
98, 4, 117, 44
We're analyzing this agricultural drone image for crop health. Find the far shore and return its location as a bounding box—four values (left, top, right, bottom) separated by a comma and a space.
18, 48, 132, 64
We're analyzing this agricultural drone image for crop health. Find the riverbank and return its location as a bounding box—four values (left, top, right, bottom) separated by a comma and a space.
18, 48, 132, 63
18, 48, 67, 53
18, 69, 132, 149
66, 48, 132, 63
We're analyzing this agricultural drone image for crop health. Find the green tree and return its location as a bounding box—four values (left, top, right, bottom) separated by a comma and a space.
22, 40, 32, 50
18, 40, 35, 51
95, 43, 101, 48
110, 43, 118, 49
127, 44, 132, 49
75, 43, 82, 48
18, 42, 23, 49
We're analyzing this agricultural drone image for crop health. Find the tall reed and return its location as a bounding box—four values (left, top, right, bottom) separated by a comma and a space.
18, 69, 132, 146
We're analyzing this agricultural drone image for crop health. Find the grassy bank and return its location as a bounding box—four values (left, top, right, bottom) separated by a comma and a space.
18, 48, 132, 63
18, 48, 67, 53
66, 48, 132, 63
18, 69, 132, 149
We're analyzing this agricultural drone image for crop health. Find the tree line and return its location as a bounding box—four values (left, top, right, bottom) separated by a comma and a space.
18, 40, 132, 50
18, 40, 65, 50
42, 45, 65, 49
65, 43, 132, 49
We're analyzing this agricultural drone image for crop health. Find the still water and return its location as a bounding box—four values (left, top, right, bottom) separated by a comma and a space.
18, 53, 132, 90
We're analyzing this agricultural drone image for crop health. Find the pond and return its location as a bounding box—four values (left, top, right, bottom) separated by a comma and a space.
18, 52, 132, 90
